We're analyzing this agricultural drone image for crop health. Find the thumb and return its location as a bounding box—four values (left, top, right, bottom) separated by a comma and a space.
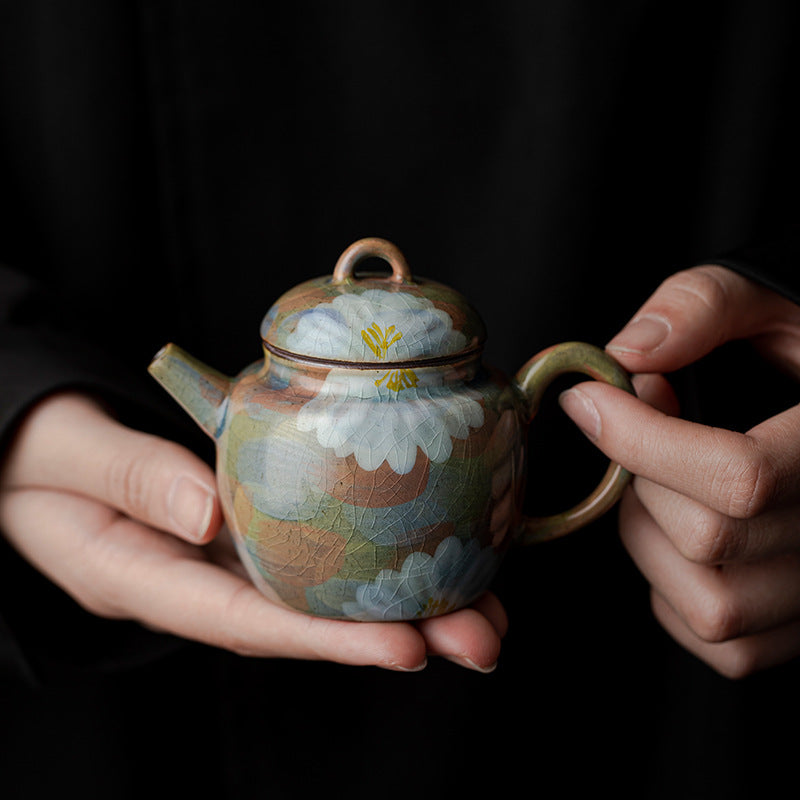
606, 265, 787, 374
2, 392, 222, 543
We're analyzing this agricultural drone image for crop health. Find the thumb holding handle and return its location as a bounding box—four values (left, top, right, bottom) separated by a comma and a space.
514, 342, 635, 544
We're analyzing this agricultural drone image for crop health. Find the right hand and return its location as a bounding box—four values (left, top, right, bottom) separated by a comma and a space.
561, 266, 800, 678
0, 392, 506, 672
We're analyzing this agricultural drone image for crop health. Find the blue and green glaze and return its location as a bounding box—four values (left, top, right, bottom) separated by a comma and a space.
149, 238, 633, 620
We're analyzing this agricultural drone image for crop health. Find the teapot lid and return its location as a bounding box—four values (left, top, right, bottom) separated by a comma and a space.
260, 238, 486, 365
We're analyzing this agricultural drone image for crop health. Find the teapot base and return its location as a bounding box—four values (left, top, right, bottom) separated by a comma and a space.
230, 522, 504, 622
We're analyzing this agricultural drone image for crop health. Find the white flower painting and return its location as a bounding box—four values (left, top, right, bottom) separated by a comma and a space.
340, 536, 499, 621
285, 288, 468, 361
296, 371, 484, 474
289, 289, 485, 475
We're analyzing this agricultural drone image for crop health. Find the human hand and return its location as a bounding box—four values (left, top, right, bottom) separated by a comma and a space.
0, 393, 505, 672
559, 266, 800, 678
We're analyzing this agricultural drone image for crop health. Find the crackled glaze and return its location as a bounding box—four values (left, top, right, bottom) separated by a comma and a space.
149, 238, 634, 620
207, 351, 520, 620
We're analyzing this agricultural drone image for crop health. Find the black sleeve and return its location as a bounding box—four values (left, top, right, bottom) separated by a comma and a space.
712, 224, 800, 306
1, 265, 155, 449
0, 262, 193, 687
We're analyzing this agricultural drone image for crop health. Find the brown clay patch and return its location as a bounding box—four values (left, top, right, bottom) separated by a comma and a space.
324, 450, 430, 507
247, 518, 347, 587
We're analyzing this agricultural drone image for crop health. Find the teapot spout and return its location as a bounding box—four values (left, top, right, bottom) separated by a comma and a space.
148, 343, 232, 440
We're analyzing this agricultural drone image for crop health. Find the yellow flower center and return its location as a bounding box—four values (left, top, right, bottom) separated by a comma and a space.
361, 323, 419, 392
361, 323, 402, 360
416, 596, 457, 618
374, 369, 419, 392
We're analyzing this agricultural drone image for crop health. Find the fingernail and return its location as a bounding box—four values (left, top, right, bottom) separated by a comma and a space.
168, 475, 215, 541
445, 655, 498, 674
607, 314, 671, 355
387, 657, 428, 673
558, 388, 601, 442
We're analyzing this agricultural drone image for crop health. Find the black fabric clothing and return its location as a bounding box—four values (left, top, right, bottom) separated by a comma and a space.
1, 2, 799, 797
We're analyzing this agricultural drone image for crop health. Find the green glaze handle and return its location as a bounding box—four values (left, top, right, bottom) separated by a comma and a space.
514, 341, 635, 545
332, 237, 414, 284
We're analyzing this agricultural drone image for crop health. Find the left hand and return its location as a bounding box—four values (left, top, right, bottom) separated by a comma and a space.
0, 393, 506, 674
559, 265, 800, 678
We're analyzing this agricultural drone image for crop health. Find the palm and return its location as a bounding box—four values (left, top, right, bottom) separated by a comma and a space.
0, 457, 505, 669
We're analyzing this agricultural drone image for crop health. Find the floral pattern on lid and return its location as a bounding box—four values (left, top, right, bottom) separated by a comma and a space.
284, 289, 469, 362
259, 238, 486, 364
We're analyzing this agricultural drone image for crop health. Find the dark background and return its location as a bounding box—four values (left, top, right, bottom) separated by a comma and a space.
1, 2, 799, 797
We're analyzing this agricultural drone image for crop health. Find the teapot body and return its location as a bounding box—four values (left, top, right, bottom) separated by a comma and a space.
149, 239, 634, 621
216, 350, 526, 621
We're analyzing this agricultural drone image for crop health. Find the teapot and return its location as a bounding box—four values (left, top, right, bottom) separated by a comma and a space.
149, 238, 634, 621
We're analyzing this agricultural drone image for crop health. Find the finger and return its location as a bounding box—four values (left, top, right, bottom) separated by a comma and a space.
619, 488, 800, 642
606, 265, 799, 374
0, 487, 429, 671
3, 392, 222, 543
634, 476, 800, 563
559, 381, 800, 518
415, 592, 508, 673
631, 372, 681, 417
472, 590, 510, 638
651, 593, 800, 679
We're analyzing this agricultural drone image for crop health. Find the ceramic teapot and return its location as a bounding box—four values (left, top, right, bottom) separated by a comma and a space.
149, 238, 634, 621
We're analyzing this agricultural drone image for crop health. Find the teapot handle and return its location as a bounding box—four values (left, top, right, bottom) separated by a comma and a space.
514, 342, 635, 544
332, 237, 414, 284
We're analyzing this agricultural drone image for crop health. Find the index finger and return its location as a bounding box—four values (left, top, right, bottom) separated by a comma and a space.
3, 391, 222, 543
559, 382, 799, 519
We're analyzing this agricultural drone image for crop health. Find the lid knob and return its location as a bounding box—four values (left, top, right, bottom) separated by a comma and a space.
260, 238, 487, 365
332, 237, 414, 285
